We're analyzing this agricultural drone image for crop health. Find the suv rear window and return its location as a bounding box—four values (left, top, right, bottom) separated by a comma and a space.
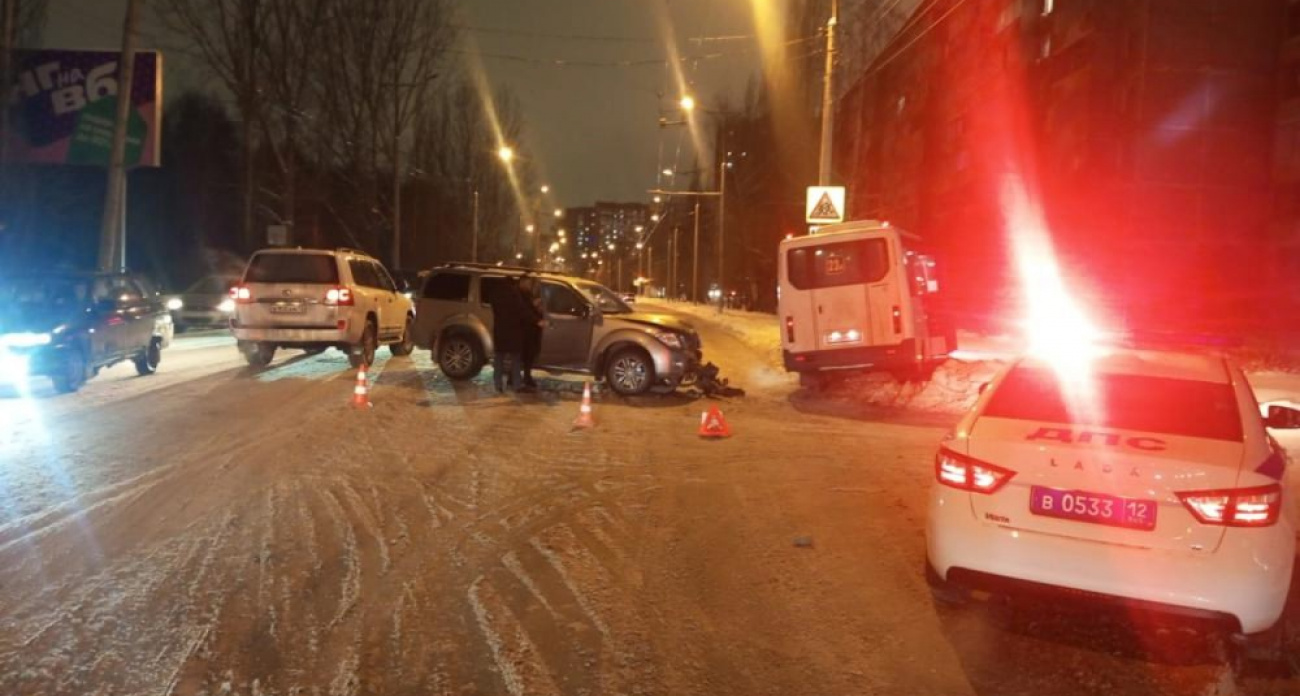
424, 272, 470, 301
786, 238, 889, 290
982, 367, 1243, 442
245, 254, 339, 284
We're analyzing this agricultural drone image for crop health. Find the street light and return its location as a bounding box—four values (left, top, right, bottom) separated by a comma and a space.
497, 146, 515, 163
662, 168, 674, 177
653, 195, 661, 204
525, 224, 535, 234
636, 241, 644, 250
651, 214, 660, 223
540, 184, 550, 194
553, 208, 563, 218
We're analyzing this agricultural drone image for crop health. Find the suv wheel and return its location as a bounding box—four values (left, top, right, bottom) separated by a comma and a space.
606, 347, 654, 396
349, 321, 377, 369
390, 316, 415, 357
53, 349, 87, 394
242, 341, 276, 368
438, 333, 484, 379
134, 337, 162, 376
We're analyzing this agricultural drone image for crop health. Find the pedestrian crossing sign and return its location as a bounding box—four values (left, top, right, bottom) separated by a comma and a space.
805, 186, 846, 224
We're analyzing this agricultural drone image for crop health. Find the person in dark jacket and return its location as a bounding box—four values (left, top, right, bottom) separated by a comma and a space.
485, 277, 527, 393
518, 275, 545, 391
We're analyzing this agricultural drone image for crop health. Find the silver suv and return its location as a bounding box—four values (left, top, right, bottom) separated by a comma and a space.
411, 265, 702, 395
230, 248, 415, 368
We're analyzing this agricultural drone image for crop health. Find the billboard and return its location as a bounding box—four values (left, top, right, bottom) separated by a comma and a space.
5, 49, 162, 168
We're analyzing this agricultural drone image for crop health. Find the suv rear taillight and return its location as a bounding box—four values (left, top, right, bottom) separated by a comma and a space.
230, 286, 253, 304
1176, 484, 1282, 527
935, 447, 1016, 494
325, 286, 354, 306
785, 316, 795, 343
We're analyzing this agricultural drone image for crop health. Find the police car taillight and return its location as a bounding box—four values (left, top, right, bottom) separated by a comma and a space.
1176, 484, 1282, 527
935, 447, 1016, 494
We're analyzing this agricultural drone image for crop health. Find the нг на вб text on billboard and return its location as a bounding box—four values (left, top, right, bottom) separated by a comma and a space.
6, 50, 162, 168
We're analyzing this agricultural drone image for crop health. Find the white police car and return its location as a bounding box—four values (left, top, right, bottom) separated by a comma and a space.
926, 345, 1300, 658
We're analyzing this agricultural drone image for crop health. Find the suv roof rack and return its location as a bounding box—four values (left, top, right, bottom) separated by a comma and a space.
335, 247, 371, 257
436, 262, 552, 274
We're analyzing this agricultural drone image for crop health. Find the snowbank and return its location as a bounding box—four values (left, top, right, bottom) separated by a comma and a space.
648, 300, 1004, 413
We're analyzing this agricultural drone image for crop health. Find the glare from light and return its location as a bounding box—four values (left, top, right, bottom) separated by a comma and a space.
218, 298, 236, 313
662, 168, 674, 177
0, 333, 52, 348
1001, 175, 1103, 420
680, 95, 696, 112
165, 297, 183, 311
553, 208, 563, 218
540, 184, 550, 194
497, 146, 515, 163
525, 224, 535, 234
653, 196, 661, 204
651, 214, 660, 223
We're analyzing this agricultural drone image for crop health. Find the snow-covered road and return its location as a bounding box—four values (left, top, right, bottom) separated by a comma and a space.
0, 313, 1296, 695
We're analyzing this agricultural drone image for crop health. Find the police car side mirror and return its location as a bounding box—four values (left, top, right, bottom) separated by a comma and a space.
1265, 405, 1300, 430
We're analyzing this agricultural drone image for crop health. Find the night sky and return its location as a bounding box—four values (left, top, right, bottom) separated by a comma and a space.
42, 0, 765, 209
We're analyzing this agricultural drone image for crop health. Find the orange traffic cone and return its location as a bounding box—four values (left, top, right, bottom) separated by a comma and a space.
572, 381, 595, 429
351, 365, 373, 409
699, 404, 732, 438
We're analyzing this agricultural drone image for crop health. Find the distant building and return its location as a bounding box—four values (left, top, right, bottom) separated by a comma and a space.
835, 0, 1289, 334
565, 202, 649, 257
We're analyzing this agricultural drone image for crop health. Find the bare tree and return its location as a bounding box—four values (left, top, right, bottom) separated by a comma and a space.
156, 0, 268, 251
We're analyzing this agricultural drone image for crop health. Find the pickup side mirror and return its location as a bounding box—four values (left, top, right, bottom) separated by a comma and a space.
1265, 405, 1300, 430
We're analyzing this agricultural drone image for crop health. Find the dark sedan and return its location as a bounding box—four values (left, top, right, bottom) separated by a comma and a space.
0, 271, 173, 393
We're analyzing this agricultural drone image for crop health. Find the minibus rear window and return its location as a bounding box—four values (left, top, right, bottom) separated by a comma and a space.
787, 239, 889, 290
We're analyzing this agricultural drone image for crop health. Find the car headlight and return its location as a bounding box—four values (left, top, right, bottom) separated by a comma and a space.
218, 298, 236, 313
166, 297, 184, 311
0, 332, 52, 348
649, 330, 683, 349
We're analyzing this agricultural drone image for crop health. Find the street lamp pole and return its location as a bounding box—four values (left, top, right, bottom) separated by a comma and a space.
718, 157, 727, 314
818, 0, 839, 185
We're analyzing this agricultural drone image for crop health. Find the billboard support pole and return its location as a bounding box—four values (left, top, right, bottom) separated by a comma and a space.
97, 0, 140, 272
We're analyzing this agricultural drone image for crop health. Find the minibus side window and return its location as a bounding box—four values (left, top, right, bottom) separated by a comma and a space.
787, 239, 889, 290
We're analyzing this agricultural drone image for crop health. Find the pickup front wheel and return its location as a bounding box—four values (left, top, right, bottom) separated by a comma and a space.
605, 347, 654, 396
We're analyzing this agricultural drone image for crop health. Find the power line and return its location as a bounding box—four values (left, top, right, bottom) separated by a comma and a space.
868, 0, 970, 76
454, 34, 820, 71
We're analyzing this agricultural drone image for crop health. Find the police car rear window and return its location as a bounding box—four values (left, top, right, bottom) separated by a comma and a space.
982, 367, 1243, 442
245, 254, 339, 284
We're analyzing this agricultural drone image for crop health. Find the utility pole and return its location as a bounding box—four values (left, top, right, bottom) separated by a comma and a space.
671, 226, 680, 299
471, 188, 480, 262
818, 0, 839, 186
692, 201, 700, 303
97, 0, 140, 272
1, 0, 15, 169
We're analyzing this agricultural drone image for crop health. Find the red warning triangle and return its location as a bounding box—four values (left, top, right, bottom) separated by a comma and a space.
809, 192, 840, 220
698, 405, 732, 438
